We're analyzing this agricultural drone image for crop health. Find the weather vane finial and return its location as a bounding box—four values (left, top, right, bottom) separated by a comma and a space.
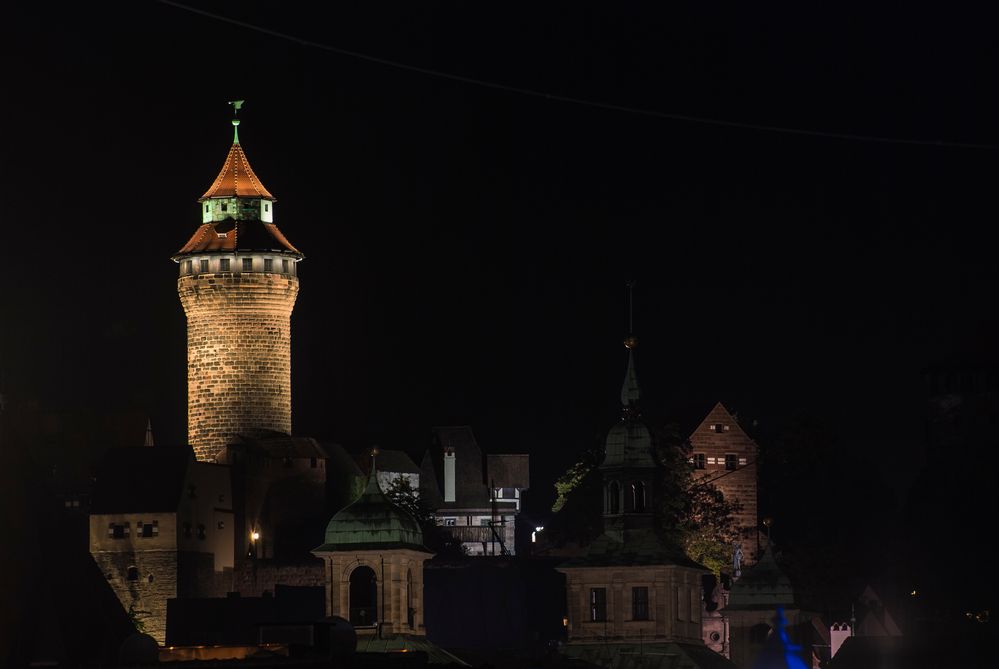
228, 100, 245, 143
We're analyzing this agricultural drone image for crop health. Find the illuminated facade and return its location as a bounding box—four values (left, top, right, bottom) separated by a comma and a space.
173, 109, 303, 461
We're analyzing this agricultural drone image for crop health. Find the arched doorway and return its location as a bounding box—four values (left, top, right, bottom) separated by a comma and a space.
349, 566, 377, 627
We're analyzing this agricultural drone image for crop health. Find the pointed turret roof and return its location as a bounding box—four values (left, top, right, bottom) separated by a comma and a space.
620, 348, 641, 407
199, 141, 275, 201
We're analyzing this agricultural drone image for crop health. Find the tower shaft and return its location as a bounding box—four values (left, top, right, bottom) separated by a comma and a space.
179, 269, 299, 461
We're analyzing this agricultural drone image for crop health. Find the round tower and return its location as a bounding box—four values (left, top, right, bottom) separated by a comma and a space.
172, 104, 303, 462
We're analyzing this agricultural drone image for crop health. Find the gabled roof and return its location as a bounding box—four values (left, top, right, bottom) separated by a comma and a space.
727, 542, 796, 610
688, 401, 758, 450
174, 218, 301, 257
90, 446, 195, 514
199, 142, 274, 201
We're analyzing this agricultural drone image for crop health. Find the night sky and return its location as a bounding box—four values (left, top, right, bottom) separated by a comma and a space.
4, 2, 999, 520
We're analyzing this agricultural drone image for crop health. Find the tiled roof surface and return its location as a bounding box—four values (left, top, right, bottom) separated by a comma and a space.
175, 219, 301, 256
200, 142, 274, 201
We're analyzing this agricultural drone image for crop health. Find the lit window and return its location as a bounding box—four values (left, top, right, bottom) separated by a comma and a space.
264, 258, 273, 272
693, 453, 706, 469
219, 258, 230, 272
725, 454, 738, 471
590, 588, 607, 622
632, 586, 649, 620
242, 258, 253, 272
443, 518, 456, 526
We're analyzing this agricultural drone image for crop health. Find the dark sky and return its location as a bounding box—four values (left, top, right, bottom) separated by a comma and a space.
4, 2, 999, 514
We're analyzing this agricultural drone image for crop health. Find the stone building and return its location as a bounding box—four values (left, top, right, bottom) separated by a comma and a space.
219, 433, 332, 561
557, 339, 732, 669
172, 106, 304, 462
420, 426, 528, 556
89, 445, 234, 643
688, 402, 759, 561
312, 463, 434, 636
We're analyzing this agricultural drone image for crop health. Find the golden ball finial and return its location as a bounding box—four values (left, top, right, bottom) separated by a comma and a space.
623, 335, 638, 350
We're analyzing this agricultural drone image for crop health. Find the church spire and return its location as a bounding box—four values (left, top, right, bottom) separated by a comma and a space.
229, 99, 243, 144
620, 281, 641, 411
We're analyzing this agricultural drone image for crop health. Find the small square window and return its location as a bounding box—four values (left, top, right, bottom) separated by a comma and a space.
242, 258, 253, 272
219, 258, 230, 272
112, 524, 126, 539
693, 453, 706, 469
264, 258, 273, 272
142, 523, 154, 538
199, 260, 209, 273
712, 423, 726, 433
725, 454, 738, 471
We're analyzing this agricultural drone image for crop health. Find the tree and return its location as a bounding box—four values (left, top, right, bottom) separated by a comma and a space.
382, 474, 468, 557
546, 422, 740, 571
127, 601, 151, 634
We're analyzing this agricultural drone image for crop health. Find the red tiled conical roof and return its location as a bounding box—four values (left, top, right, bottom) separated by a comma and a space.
199, 143, 274, 201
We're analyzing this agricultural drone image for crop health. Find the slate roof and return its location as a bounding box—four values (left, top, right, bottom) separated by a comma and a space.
231, 432, 329, 460
485, 453, 530, 489
174, 218, 301, 257
200, 142, 274, 201
558, 528, 704, 570
420, 426, 491, 510
90, 446, 195, 514
727, 542, 796, 610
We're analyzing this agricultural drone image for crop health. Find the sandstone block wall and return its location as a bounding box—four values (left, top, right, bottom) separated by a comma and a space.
688, 403, 759, 554
178, 271, 299, 461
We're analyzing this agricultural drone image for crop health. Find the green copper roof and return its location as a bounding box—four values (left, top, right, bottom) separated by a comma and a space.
314, 468, 429, 553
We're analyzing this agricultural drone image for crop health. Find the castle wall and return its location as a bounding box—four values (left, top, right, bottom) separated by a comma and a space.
178, 271, 299, 461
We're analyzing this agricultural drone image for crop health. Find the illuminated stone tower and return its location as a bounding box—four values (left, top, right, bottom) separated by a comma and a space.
173, 103, 303, 462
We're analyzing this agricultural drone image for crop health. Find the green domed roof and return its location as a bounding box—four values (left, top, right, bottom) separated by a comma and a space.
603, 418, 655, 468
313, 468, 428, 553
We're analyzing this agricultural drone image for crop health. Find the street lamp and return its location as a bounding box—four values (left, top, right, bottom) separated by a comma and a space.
249, 529, 260, 558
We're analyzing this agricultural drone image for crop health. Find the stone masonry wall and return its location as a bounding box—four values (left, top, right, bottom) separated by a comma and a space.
688, 403, 759, 558
178, 270, 299, 462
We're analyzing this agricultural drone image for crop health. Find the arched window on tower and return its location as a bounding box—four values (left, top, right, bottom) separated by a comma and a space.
608, 481, 620, 514
349, 566, 378, 627
632, 481, 647, 513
